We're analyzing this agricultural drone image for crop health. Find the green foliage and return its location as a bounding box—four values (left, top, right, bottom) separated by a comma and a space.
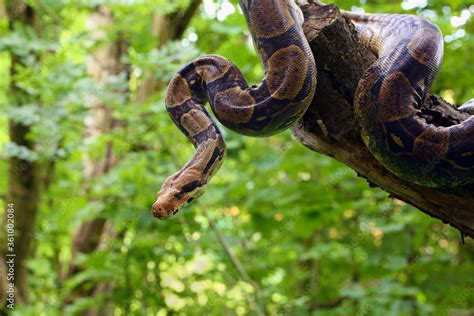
0, 0, 473, 315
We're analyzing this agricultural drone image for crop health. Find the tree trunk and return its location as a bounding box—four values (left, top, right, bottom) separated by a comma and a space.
65, 1, 203, 313
0, 1, 42, 308
292, 2, 474, 237
63, 5, 127, 313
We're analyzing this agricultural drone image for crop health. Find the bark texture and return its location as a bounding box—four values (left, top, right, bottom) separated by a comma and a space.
292, 2, 474, 237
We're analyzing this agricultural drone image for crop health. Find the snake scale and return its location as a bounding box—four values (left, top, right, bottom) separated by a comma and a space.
153, 1, 474, 219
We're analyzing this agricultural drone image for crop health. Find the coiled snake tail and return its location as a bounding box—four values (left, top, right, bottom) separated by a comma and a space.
343, 11, 474, 187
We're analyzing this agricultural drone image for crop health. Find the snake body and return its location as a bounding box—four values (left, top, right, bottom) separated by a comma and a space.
154, 2, 474, 219
153, 0, 316, 219
342, 12, 474, 188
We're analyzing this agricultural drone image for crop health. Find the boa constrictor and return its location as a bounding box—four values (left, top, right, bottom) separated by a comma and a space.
152, 0, 316, 219
342, 11, 474, 188
153, 1, 474, 219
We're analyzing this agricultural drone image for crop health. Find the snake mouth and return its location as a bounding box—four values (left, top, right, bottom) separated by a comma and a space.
153, 171, 209, 220
152, 202, 179, 220
152, 176, 190, 220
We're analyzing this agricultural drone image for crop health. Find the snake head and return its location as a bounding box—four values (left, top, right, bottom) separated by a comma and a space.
152, 171, 206, 220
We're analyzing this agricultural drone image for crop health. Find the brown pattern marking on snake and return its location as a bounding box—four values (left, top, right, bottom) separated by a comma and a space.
406, 26, 442, 67
299, 90, 315, 109
248, 0, 295, 38
346, 11, 474, 187
377, 72, 417, 122
267, 45, 308, 100
412, 126, 450, 156
258, 47, 269, 64
343, 12, 391, 52
166, 75, 192, 107
154, 160, 207, 217
196, 57, 232, 84
358, 22, 381, 52
181, 109, 213, 136
153, 1, 317, 219
213, 86, 255, 123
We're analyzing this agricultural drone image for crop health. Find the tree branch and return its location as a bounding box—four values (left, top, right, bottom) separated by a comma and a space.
170, 0, 202, 40
198, 203, 267, 316
293, 2, 474, 237
138, 0, 203, 102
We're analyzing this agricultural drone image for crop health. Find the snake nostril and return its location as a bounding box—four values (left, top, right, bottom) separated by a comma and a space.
152, 204, 165, 217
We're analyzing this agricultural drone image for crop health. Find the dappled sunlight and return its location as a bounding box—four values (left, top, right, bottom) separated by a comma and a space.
0, 0, 472, 314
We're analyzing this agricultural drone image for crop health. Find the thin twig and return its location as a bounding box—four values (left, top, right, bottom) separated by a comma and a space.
156, 134, 267, 315
196, 201, 256, 286
197, 202, 266, 315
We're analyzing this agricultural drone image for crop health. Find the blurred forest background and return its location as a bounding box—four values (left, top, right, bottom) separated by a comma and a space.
0, 0, 473, 315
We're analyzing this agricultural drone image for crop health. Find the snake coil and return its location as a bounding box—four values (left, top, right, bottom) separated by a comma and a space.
343, 11, 474, 188
153, 0, 316, 219
153, 2, 474, 219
